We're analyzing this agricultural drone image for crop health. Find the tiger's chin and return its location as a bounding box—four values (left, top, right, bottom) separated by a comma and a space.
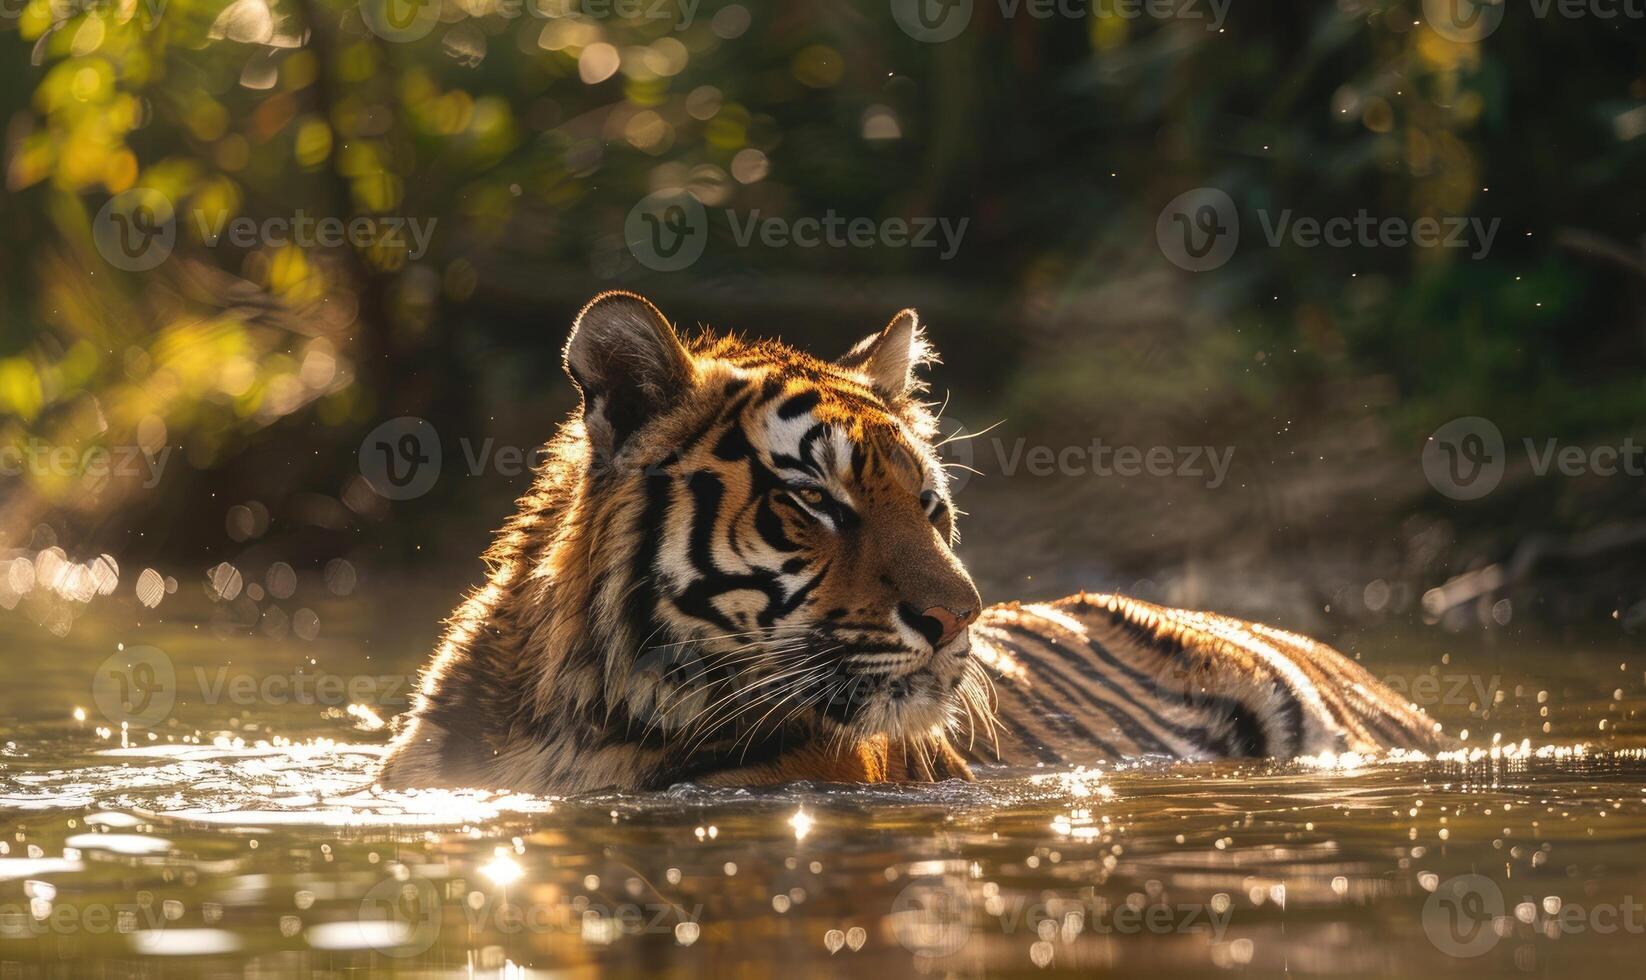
831, 661, 968, 745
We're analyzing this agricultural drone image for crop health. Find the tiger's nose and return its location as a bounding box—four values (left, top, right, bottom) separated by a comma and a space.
900, 603, 979, 649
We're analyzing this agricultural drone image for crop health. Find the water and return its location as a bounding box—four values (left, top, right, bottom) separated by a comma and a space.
2, 585, 1644, 977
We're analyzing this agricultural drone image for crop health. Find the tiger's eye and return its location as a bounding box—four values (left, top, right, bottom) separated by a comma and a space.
794, 487, 826, 507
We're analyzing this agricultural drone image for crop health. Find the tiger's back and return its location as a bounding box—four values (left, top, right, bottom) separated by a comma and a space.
967, 592, 1439, 767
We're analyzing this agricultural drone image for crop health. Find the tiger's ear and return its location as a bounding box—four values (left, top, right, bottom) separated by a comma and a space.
837, 308, 932, 401
564, 291, 694, 458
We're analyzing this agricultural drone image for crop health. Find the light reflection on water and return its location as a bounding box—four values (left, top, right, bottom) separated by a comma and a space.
1, 606, 1645, 976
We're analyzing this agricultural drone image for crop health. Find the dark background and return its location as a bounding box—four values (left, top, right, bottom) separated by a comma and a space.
3, 0, 1644, 646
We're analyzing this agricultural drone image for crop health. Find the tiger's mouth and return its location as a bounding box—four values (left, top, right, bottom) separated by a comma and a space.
643, 627, 985, 749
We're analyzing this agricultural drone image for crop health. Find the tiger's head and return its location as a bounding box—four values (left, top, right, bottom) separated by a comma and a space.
550, 290, 989, 762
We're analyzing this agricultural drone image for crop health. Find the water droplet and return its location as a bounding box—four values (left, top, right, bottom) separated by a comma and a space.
134, 568, 164, 608
324, 558, 357, 596
266, 562, 297, 599
293, 608, 320, 641
207, 563, 243, 601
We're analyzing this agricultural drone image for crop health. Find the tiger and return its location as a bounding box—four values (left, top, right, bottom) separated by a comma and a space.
376, 291, 1438, 794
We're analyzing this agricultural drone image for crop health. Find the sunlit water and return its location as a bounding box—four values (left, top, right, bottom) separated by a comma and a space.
2, 589, 1645, 977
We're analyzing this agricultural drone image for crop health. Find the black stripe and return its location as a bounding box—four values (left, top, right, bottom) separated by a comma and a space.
713, 422, 755, 461
776, 389, 821, 419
